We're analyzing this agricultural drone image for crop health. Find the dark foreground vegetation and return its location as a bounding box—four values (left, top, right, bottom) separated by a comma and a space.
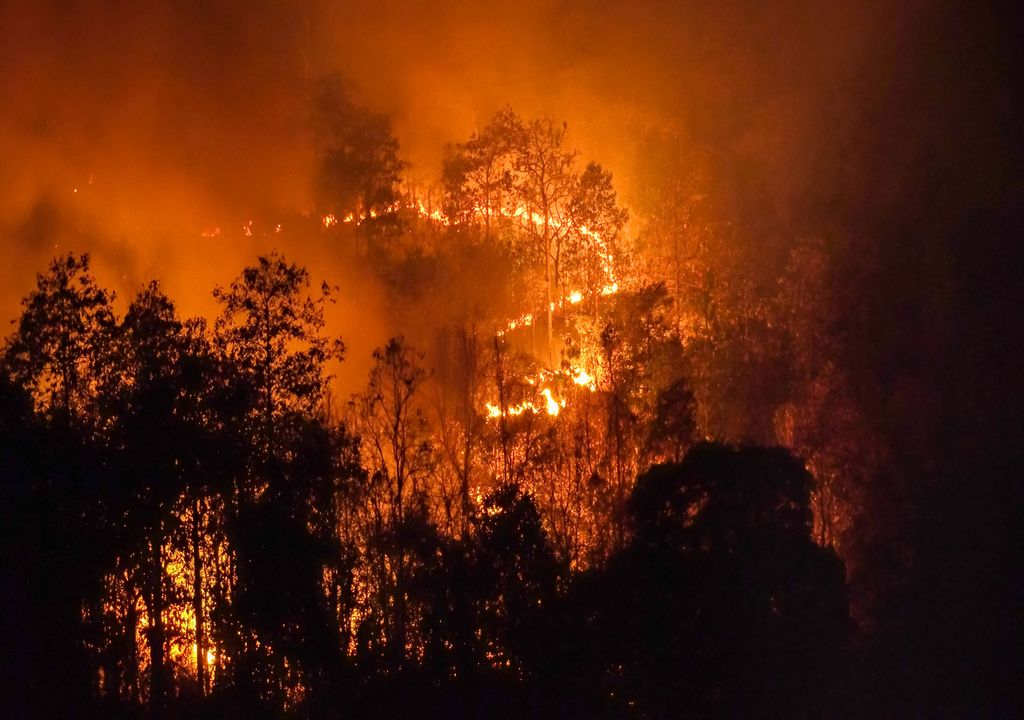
0, 246, 1018, 718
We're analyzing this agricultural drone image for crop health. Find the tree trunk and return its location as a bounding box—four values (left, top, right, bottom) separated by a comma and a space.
545, 226, 554, 367
459, 327, 477, 536
495, 335, 511, 484
193, 497, 207, 695
149, 531, 166, 716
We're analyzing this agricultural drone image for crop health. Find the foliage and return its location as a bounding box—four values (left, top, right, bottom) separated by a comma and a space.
3, 253, 115, 424
313, 74, 407, 220
213, 251, 344, 470
3, 88, 1004, 717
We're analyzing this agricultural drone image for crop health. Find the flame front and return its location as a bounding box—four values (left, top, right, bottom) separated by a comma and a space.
320, 197, 615, 420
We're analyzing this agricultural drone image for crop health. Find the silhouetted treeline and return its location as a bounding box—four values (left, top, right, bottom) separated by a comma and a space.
0, 252, 857, 719
2, 242, 1017, 719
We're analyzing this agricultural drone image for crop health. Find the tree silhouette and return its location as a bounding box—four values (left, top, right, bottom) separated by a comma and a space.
4, 253, 115, 424
0, 372, 100, 716
469, 483, 562, 681
213, 252, 343, 489
546, 443, 849, 717
350, 337, 436, 668
212, 253, 353, 705
101, 282, 210, 713
1, 254, 116, 716
645, 376, 697, 465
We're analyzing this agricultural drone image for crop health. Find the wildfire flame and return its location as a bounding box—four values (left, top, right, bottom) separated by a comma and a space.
572, 368, 595, 389
316, 197, 618, 419
541, 388, 564, 416
321, 197, 618, 298
483, 364, 597, 419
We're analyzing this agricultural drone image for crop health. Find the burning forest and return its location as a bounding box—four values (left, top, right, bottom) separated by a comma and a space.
1, 1, 1021, 718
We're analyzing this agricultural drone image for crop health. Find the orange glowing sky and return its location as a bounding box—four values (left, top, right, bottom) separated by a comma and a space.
1, 0, 1015, 390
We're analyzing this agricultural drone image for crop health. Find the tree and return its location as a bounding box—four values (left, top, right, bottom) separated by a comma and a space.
469, 483, 561, 678
553, 443, 850, 717
1, 254, 119, 712
0, 371, 100, 715
405, 481, 562, 716
350, 337, 436, 665
513, 117, 578, 366
313, 75, 407, 232
353, 337, 434, 535
3, 253, 115, 424
645, 376, 698, 465
442, 107, 521, 239
564, 161, 628, 314
213, 252, 343, 485
443, 111, 627, 368
102, 282, 201, 712
213, 254, 352, 705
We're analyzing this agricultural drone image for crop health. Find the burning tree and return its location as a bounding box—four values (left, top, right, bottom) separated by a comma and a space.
443, 109, 627, 367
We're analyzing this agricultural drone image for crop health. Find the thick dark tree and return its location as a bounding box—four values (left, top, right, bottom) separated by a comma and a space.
552, 442, 850, 717
101, 282, 209, 713
213, 253, 355, 704
0, 374, 100, 716
1, 254, 119, 716
4, 253, 115, 424
213, 252, 343, 481
469, 483, 562, 681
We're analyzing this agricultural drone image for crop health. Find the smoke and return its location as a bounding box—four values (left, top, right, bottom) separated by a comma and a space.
1, 0, 1019, 390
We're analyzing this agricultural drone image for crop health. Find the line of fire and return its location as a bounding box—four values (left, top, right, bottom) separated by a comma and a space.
1, 2, 1020, 718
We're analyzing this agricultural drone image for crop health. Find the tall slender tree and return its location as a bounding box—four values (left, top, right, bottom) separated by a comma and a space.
350, 337, 435, 665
